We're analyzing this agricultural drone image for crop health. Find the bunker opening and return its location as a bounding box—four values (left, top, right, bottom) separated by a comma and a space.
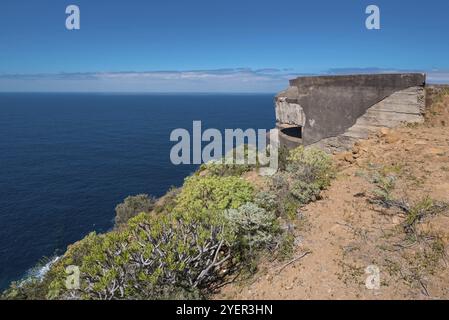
281, 126, 302, 139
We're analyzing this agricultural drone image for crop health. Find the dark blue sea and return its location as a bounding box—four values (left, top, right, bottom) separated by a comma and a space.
0, 93, 275, 290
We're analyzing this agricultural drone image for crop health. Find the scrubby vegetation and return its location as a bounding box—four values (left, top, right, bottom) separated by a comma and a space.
198, 161, 253, 177
361, 162, 449, 296
225, 203, 279, 257
270, 146, 334, 219
114, 194, 156, 228
197, 144, 260, 177
174, 175, 254, 216
1, 146, 334, 300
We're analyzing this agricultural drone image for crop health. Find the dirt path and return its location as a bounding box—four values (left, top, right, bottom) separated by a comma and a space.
218, 96, 449, 300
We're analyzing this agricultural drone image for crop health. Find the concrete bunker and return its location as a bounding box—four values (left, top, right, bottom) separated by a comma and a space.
275, 73, 427, 152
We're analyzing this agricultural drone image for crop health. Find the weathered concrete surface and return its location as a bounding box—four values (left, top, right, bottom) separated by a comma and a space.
275, 96, 305, 127
275, 73, 426, 149
311, 86, 425, 153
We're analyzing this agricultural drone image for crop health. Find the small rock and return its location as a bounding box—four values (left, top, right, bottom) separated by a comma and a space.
427, 147, 445, 155
414, 140, 427, 146
378, 128, 390, 137
344, 153, 355, 163
392, 216, 402, 225
356, 140, 370, 151
384, 132, 401, 144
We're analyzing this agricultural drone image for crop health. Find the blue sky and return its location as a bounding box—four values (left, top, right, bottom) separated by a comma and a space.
0, 0, 448, 92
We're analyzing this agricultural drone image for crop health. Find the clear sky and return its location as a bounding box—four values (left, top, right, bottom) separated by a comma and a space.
1, 0, 448, 92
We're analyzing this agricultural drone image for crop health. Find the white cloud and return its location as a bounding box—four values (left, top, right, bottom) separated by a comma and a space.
0, 69, 302, 92
0, 68, 447, 92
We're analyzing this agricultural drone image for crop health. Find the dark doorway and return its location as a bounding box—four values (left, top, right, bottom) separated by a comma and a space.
281, 126, 302, 139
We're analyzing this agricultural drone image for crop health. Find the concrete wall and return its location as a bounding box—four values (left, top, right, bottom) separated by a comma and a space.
275, 73, 426, 150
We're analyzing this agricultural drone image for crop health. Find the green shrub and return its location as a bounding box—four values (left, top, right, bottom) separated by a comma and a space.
266, 172, 298, 219
369, 171, 397, 206
224, 203, 278, 253
290, 180, 322, 205
287, 146, 334, 188
199, 162, 253, 177
153, 187, 180, 214
0, 254, 62, 300
254, 191, 278, 213
1, 233, 103, 300
1, 278, 47, 300
279, 196, 300, 221
264, 146, 335, 218
276, 232, 295, 261
174, 175, 254, 217
45, 232, 104, 299
277, 146, 291, 171
50, 212, 235, 300
270, 171, 289, 191
114, 194, 156, 228
198, 145, 258, 177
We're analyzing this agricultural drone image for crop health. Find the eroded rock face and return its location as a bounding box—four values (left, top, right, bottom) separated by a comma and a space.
275, 97, 306, 127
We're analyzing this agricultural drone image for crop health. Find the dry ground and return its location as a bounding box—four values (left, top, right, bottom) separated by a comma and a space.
217, 93, 449, 300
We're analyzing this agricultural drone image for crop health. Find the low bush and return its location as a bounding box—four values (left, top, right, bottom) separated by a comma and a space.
371, 172, 396, 202
114, 194, 156, 228
1, 232, 103, 300
286, 146, 334, 188
290, 180, 322, 204
46, 212, 231, 300
254, 191, 278, 213
225, 203, 278, 255
277, 146, 291, 171
47, 199, 279, 300
153, 187, 180, 215
267, 146, 334, 218
1, 278, 47, 300
287, 146, 333, 204
199, 161, 253, 177
276, 232, 295, 261
198, 145, 258, 177
174, 175, 254, 217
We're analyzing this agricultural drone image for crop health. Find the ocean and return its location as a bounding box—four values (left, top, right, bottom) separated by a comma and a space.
0, 93, 275, 290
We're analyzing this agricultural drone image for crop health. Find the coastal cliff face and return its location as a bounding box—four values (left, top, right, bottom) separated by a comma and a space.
275, 73, 427, 153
